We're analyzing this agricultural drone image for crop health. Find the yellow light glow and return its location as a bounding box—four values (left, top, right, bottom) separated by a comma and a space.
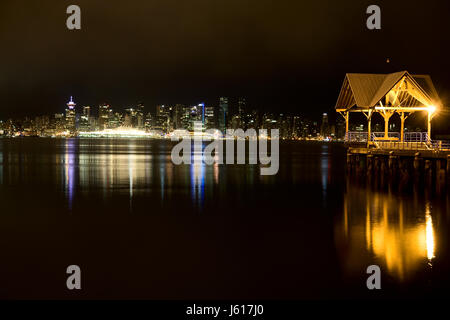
425, 205, 435, 261
428, 105, 437, 113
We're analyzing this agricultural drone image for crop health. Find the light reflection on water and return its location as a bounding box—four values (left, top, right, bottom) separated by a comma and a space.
0, 138, 447, 290
320, 145, 331, 196
64, 139, 76, 210
335, 179, 437, 282
62, 139, 226, 210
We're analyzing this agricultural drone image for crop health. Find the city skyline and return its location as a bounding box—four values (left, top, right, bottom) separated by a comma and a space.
0, 95, 335, 139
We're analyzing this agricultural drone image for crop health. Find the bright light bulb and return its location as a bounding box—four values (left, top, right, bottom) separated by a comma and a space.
428, 105, 437, 113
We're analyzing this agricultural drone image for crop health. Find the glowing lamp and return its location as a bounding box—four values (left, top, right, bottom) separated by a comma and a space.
428, 105, 437, 113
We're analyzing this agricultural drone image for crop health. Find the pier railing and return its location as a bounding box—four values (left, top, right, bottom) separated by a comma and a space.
345, 132, 368, 142
404, 132, 429, 143
346, 131, 450, 152
372, 132, 401, 140
373, 141, 433, 151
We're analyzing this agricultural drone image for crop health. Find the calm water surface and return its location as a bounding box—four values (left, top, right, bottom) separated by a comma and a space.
0, 138, 449, 299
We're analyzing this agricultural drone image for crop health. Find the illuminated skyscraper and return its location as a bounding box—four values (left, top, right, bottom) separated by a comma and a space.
98, 104, 110, 130
65, 96, 76, 132
124, 108, 138, 127
155, 105, 171, 132
238, 97, 246, 118
137, 102, 145, 129
79, 106, 91, 131
172, 104, 183, 129
83, 106, 91, 118
320, 113, 330, 138
218, 97, 228, 133
205, 105, 215, 129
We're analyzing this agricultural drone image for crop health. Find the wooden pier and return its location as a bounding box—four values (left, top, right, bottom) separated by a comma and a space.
346, 146, 450, 192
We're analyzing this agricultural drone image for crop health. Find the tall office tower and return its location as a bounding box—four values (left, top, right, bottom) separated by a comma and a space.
205, 105, 216, 129
245, 110, 258, 129
137, 102, 145, 129
172, 104, 183, 130
83, 106, 91, 118
320, 113, 330, 138
145, 112, 152, 131
262, 113, 278, 130
155, 105, 171, 132
65, 96, 76, 132
279, 115, 293, 139
108, 112, 122, 129
236, 97, 246, 129
238, 97, 246, 118
124, 108, 138, 127
198, 103, 205, 124
181, 105, 191, 130
336, 116, 345, 139
79, 106, 91, 131
54, 113, 65, 132
98, 104, 110, 130
292, 116, 301, 139
218, 97, 228, 133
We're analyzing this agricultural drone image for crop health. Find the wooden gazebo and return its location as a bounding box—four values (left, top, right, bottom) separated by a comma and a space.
335, 71, 442, 144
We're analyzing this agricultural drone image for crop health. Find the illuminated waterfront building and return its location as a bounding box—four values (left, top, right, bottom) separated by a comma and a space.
320, 113, 330, 138
279, 114, 293, 139
144, 112, 152, 131
245, 110, 259, 130
155, 105, 172, 133
171, 104, 183, 130
79, 106, 91, 131
137, 102, 145, 129
218, 97, 228, 132
98, 104, 111, 130
238, 97, 246, 121
109, 112, 123, 129
198, 103, 205, 124
34, 116, 50, 134
205, 105, 216, 130
181, 105, 192, 131
335, 116, 345, 139
54, 113, 65, 132
292, 116, 302, 139
124, 108, 138, 127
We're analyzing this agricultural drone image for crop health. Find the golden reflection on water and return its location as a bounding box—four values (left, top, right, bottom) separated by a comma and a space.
336, 181, 436, 281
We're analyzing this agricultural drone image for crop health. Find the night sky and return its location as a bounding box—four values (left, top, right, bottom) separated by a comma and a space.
1, 0, 450, 122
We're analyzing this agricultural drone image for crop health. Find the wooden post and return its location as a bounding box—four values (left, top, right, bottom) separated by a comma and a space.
347, 151, 352, 172
345, 112, 349, 138
400, 112, 405, 142
381, 111, 394, 140
388, 151, 395, 172
413, 152, 421, 171
447, 155, 450, 180
414, 152, 421, 183
380, 156, 387, 185
427, 111, 432, 140
374, 156, 380, 174
425, 159, 432, 185
366, 110, 373, 148
436, 159, 444, 195
367, 154, 373, 175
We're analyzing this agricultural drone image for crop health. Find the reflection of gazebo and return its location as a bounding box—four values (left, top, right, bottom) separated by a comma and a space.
335, 71, 442, 145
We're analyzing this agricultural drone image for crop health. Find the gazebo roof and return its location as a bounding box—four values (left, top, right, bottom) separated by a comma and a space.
335, 71, 441, 111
